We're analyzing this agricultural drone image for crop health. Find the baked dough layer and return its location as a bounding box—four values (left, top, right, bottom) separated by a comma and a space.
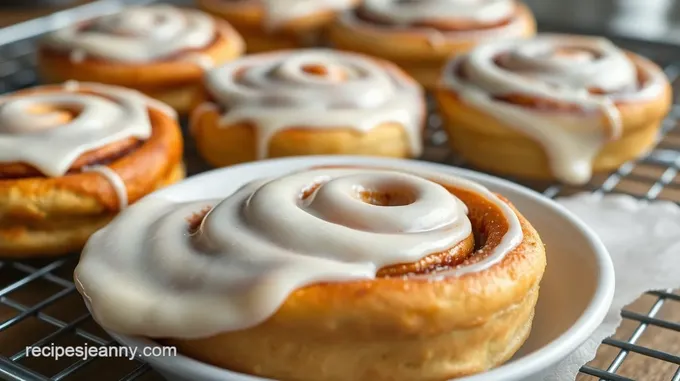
191, 105, 418, 167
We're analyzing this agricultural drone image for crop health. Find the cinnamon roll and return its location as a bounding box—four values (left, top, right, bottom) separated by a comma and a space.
435, 34, 673, 185
196, 0, 361, 52
191, 49, 426, 167
329, 0, 536, 88
0, 82, 184, 258
37, 5, 245, 114
75, 165, 546, 381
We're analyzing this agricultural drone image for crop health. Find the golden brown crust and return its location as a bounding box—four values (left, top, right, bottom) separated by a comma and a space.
197, 0, 361, 53
164, 192, 546, 381
434, 53, 673, 180
37, 19, 244, 113
191, 104, 418, 167
0, 163, 184, 258
0, 86, 185, 258
328, 3, 536, 88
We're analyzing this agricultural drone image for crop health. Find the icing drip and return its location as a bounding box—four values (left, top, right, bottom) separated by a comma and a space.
181, 53, 215, 70
441, 34, 667, 185
63, 80, 80, 92
43, 5, 217, 63
204, 49, 425, 158
342, 0, 527, 44
189, 102, 219, 137
0, 82, 174, 177
83, 166, 129, 210
74, 167, 523, 338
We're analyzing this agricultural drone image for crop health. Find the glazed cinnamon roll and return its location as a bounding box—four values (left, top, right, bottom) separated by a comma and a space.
329, 0, 536, 88
197, 0, 361, 52
37, 5, 244, 113
0, 82, 184, 258
191, 49, 426, 167
75, 165, 546, 381
435, 34, 673, 185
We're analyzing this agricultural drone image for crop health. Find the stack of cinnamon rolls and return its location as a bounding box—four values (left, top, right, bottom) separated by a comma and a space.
0, 1, 672, 380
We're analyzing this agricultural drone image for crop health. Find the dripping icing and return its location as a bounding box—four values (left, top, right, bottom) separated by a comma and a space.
190, 102, 219, 137
83, 165, 129, 210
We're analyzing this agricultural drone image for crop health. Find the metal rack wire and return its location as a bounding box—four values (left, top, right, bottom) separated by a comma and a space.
0, 1, 678, 380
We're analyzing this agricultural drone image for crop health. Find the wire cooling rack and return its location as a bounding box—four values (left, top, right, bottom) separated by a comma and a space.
0, 1, 678, 380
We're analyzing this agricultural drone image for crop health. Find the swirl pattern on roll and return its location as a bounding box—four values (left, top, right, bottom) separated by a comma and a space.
43, 5, 218, 63
0, 82, 173, 177
75, 167, 523, 338
204, 49, 425, 158
441, 34, 667, 184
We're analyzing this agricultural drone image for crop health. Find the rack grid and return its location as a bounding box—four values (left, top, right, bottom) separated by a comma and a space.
0, 1, 678, 380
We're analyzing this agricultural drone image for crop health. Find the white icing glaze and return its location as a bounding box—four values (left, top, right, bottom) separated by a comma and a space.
262, 0, 357, 29
224, 0, 357, 30
83, 166, 128, 210
0, 82, 175, 177
340, 0, 528, 45
441, 34, 667, 185
43, 5, 223, 65
362, 0, 515, 24
74, 167, 523, 338
65, 81, 178, 118
203, 49, 425, 158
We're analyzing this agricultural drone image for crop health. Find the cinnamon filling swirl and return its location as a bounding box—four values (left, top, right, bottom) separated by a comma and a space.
0, 140, 143, 180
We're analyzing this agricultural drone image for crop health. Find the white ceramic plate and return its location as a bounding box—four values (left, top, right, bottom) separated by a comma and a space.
103, 156, 615, 381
